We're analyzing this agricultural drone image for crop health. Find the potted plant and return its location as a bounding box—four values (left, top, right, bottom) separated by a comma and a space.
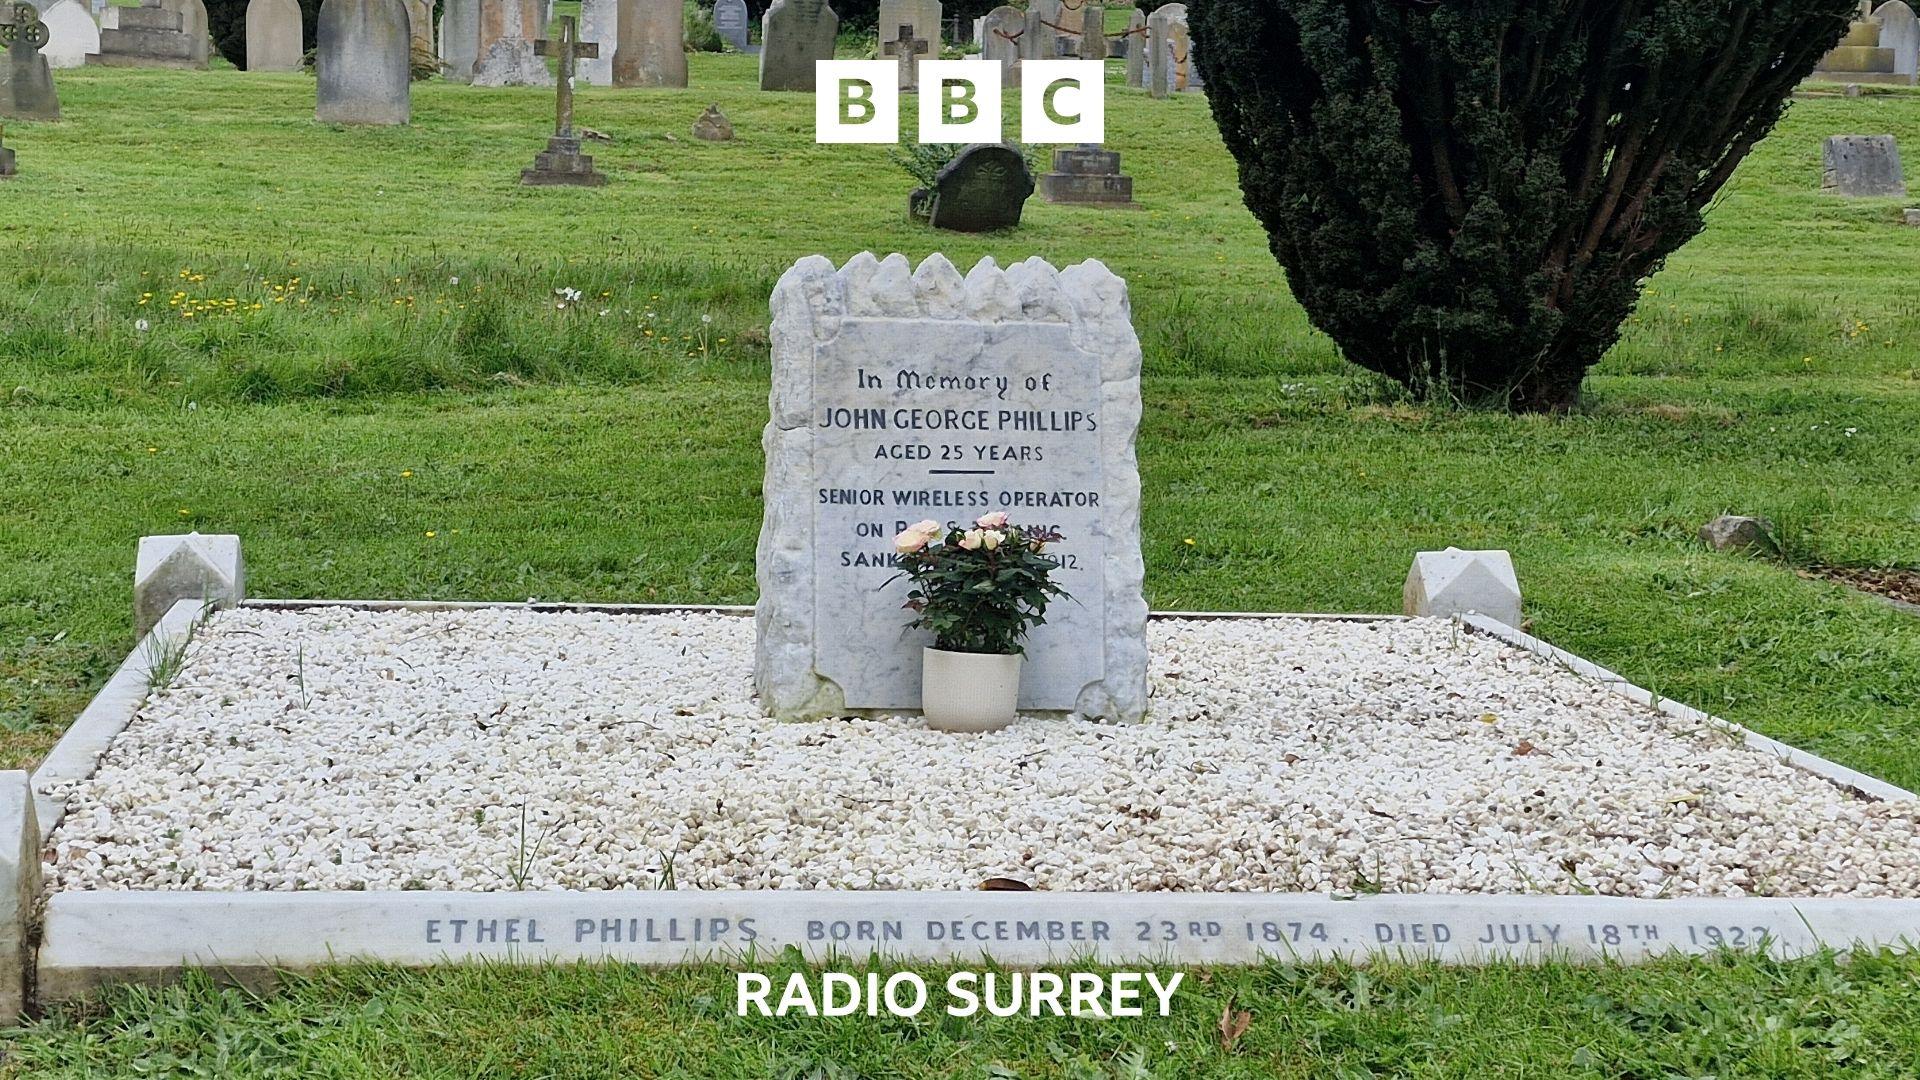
890, 513, 1070, 732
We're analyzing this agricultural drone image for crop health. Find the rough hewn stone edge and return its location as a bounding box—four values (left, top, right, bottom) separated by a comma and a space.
1459, 614, 1917, 803
753, 252, 1149, 721
34, 889, 1920, 1004
0, 772, 39, 1021
32, 598, 206, 844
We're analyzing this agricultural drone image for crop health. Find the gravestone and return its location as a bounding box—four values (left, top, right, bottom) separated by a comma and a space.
924, 142, 1033, 231
1185, 37, 1202, 90
522, 15, 605, 185
438, 0, 477, 80
1879, 1, 1919, 78
757, 0, 833, 90
1146, 2, 1184, 97
577, 0, 613, 82
1024, 0, 1059, 56
315, 0, 411, 125
613, 0, 685, 87
1054, 0, 1087, 52
714, 0, 754, 53
880, 20, 928, 92
691, 100, 732, 140
1822, 134, 1906, 196
978, 3, 1021, 85
1077, 2, 1103, 59
1122, 8, 1143, 86
403, 0, 430, 60
473, 0, 551, 85
37, 0, 97, 68
756, 251, 1148, 723
0, 124, 13, 176
1039, 144, 1132, 206
243, 0, 301, 71
0, 4, 61, 121
1815, 4, 1901, 81
88, 0, 195, 66
158, 0, 207, 66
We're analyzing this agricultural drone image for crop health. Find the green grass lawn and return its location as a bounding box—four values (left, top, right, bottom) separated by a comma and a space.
2, 56, 1919, 1077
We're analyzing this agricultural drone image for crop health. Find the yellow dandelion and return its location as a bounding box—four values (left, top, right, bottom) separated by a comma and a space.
1182, 538, 1195, 546
401, 470, 414, 477
146, 447, 158, 454
424, 530, 437, 538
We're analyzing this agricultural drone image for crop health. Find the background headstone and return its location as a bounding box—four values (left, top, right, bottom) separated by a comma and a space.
757, 252, 1148, 723
438, 0, 477, 80
713, 0, 754, 52
1822, 134, 1906, 196
1024, 0, 1058, 56
36, 0, 97, 68
979, 3, 1021, 83
691, 100, 732, 139
0, 127, 14, 175
1039, 144, 1132, 205
1077, 2, 1103, 60
473, 0, 552, 85
315, 0, 411, 125
1878, 1, 1919, 77
1054, 0, 1086, 52
87, 0, 196, 67
243, 0, 301, 70
1122, 7, 1143, 86
1, 3, 62, 121
577, 0, 614, 83
158, 0, 206, 66
877, 0, 939, 57
613, 0, 686, 87
757, 0, 833, 90
1146, 2, 1184, 97
927, 142, 1033, 231
403, 0, 430, 60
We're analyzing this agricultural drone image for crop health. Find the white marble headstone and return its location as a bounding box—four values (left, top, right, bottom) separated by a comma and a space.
756, 253, 1148, 723
38, 0, 100, 68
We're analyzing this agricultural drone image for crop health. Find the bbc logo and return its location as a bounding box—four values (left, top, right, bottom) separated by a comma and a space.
815, 60, 1105, 144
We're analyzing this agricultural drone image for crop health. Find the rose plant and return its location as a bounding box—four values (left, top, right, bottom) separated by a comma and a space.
890, 513, 1070, 656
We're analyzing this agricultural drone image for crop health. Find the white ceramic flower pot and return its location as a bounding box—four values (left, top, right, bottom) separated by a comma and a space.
921, 648, 1022, 733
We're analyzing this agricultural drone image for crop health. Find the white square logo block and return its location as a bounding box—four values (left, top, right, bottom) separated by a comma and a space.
816, 60, 900, 144
917, 60, 1003, 144
1020, 60, 1105, 143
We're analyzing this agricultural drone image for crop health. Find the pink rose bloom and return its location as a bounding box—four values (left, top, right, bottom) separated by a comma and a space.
958, 529, 985, 551
894, 528, 930, 555
975, 511, 1010, 529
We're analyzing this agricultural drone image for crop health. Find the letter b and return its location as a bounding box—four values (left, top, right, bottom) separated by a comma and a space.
816, 60, 900, 143
918, 60, 1002, 143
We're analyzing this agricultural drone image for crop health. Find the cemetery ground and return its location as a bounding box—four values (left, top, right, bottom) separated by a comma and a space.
0, 55, 1918, 1076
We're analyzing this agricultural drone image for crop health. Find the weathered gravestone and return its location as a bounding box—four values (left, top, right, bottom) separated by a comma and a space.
522, 15, 605, 185
0, 124, 13, 176
1054, 0, 1088, 53
1822, 134, 1906, 196
1122, 7, 1143, 86
1039, 144, 1133, 206
913, 142, 1034, 231
473, 0, 551, 85
613, 0, 685, 87
756, 251, 1148, 722
315, 0, 411, 125
1879, 1, 1919, 78
1024, 0, 1059, 56
1815, 4, 1901, 82
691, 100, 732, 140
1185, 36, 1202, 90
37, 0, 97, 68
714, 0, 755, 52
978, 3, 1021, 85
881, 20, 928, 92
402, 0, 430, 59
1077, 3, 1104, 60
0, 4, 61, 121
757, 0, 833, 90
158, 0, 207, 66
243, 0, 301, 71
576, 0, 614, 82
88, 0, 195, 66
1146, 2, 1184, 97
438, 0, 478, 80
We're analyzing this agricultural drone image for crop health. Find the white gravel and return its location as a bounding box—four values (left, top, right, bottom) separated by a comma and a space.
44, 607, 1920, 898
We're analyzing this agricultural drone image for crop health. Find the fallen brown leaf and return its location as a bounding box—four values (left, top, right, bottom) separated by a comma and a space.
1218, 1003, 1251, 1050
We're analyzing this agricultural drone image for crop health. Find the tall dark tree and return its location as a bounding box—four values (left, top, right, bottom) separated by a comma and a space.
1190, 0, 1857, 411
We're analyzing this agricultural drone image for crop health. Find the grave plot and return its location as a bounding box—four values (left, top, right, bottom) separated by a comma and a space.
9, 254, 1920, 1009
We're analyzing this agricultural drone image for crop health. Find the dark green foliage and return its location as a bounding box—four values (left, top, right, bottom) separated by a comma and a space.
1190, 0, 1859, 411
835, 0, 999, 36
206, 0, 326, 69
892, 519, 1071, 655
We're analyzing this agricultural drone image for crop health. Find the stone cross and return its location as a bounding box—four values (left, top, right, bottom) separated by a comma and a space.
881, 22, 926, 91
1, 3, 51, 53
535, 15, 598, 138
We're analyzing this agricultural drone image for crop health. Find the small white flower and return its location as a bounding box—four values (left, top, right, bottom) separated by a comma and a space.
449, 276, 460, 285
598, 309, 610, 317
701, 314, 713, 325
1845, 427, 1858, 436
134, 319, 150, 333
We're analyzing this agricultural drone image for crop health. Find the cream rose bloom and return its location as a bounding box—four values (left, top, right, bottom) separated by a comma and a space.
958, 529, 985, 551
975, 511, 1010, 529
